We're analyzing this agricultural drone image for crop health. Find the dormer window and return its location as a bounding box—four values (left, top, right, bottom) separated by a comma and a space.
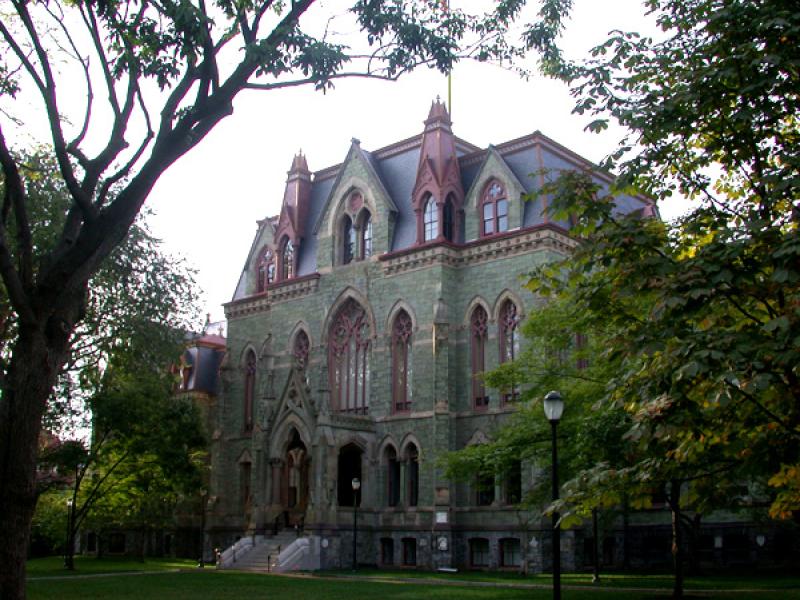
256, 247, 275, 292
423, 196, 438, 241
443, 197, 455, 242
360, 211, 373, 259
342, 216, 355, 264
280, 237, 294, 280
482, 181, 508, 236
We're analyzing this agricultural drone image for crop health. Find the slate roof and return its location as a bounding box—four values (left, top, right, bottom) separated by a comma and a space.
233, 114, 654, 300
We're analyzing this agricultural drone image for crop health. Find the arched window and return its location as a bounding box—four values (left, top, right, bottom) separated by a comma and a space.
280, 238, 294, 280
405, 443, 419, 507
329, 299, 371, 414
392, 310, 413, 413
293, 330, 310, 370
243, 350, 256, 432
481, 180, 509, 236
443, 197, 455, 242
499, 300, 520, 402
423, 196, 438, 241
256, 247, 275, 292
385, 446, 400, 507
471, 305, 489, 409
360, 211, 373, 259
337, 444, 363, 506
341, 216, 355, 264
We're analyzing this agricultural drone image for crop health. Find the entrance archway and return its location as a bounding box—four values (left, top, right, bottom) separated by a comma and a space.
282, 429, 309, 524
337, 444, 363, 506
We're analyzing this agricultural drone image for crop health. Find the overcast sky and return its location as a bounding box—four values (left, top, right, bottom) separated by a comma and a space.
20, 1, 682, 326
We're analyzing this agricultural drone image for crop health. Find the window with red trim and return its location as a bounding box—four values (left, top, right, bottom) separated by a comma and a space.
499, 300, 520, 402
280, 237, 294, 280
443, 197, 455, 241
329, 299, 370, 414
244, 350, 256, 432
392, 310, 413, 412
481, 181, 509, 236
423, 196, 438, 241
471, 305, 489, 408
360, 210, 373, 259
256, 247, 275, 292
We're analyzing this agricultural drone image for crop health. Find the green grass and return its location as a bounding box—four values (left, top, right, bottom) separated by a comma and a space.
27, 555, 196, 577
324, 568, 800, 590
25, 569, 800, 600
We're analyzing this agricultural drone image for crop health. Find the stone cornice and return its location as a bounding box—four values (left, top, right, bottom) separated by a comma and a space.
379, 225, 576, 276
224, 274, 320, 319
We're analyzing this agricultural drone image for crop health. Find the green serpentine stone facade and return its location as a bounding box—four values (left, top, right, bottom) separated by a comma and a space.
205, 101, 651, 571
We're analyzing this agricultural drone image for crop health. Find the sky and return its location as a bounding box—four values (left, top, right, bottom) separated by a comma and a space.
13, 0, 677, 327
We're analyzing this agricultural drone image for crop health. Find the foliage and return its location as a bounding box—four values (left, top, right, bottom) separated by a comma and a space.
532, 0, 800, 520
29, 491, 70, 558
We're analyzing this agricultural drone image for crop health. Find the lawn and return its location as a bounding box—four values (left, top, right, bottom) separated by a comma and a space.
25, 563, 800, 600
27, 555, 196, 578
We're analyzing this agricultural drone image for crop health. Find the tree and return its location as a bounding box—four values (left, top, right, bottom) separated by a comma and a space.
523, 1, 799, 596
0, 1, 577, 594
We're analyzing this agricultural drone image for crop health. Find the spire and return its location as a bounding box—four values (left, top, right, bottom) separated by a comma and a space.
411, 99, 464, 243
276, 151, 312, 244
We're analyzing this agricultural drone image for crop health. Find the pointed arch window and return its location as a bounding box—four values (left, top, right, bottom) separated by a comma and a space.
280, 238, 294, 280
329, 299, 371, 414
293, 330, 310, 371
499, 300, 520, 402
360, 211, 373, 259
385, 446, 400, 507
405, 443, 419, 507
481, 181, 509, 236
471, 305, 489, 409
341, 216, 355, 264
257, 247, 275, 292
243, 350, 256, 432
392, 310, 413, 413
443, 197, 455, 242
423, 196, 438, 241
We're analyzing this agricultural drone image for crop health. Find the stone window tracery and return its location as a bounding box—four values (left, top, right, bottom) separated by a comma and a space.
471, 305, 489, 409
392, 310, 413, 413
329, 299, 371, 414
481, 180, 509, 236
499, 299, 520, 403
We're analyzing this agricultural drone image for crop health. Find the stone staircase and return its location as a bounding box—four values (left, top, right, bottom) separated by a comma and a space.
220, 531, 298, 572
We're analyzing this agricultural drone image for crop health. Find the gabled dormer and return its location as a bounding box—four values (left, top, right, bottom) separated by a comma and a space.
314, 139, 398, 271
274, 152, 313, 281
411, 99, 465, 245
463, 146, 527, 241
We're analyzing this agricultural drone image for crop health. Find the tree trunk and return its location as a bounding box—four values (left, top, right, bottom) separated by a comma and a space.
591, 507, 601, 583
670, 479, 684, 600
622, 496, 630, 570
0, 327, 73, 599
0, 289, 85, 599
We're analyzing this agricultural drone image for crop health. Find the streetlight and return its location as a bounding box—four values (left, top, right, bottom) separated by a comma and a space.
64, 498, 74, 570
351, 477, 360, 570
543, 390, 565, 600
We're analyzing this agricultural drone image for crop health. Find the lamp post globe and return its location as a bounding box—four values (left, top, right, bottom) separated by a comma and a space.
543, 391, 564, 600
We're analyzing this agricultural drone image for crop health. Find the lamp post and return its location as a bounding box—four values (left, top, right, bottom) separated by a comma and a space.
351, 477, 360, 570
543, 390, 565, 600
64, 498, 74, 570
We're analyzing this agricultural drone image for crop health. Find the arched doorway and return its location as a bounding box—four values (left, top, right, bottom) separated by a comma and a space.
283, 429, 309, 525
337, 444, 363, 506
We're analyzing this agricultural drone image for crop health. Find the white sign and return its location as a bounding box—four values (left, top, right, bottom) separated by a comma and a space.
435, 511, 448, 524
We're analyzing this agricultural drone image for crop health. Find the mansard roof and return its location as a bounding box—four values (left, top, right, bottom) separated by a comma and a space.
232, 104, 655, 301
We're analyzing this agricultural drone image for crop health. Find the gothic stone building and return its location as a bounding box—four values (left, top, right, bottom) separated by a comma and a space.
206, 100, 654, 571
